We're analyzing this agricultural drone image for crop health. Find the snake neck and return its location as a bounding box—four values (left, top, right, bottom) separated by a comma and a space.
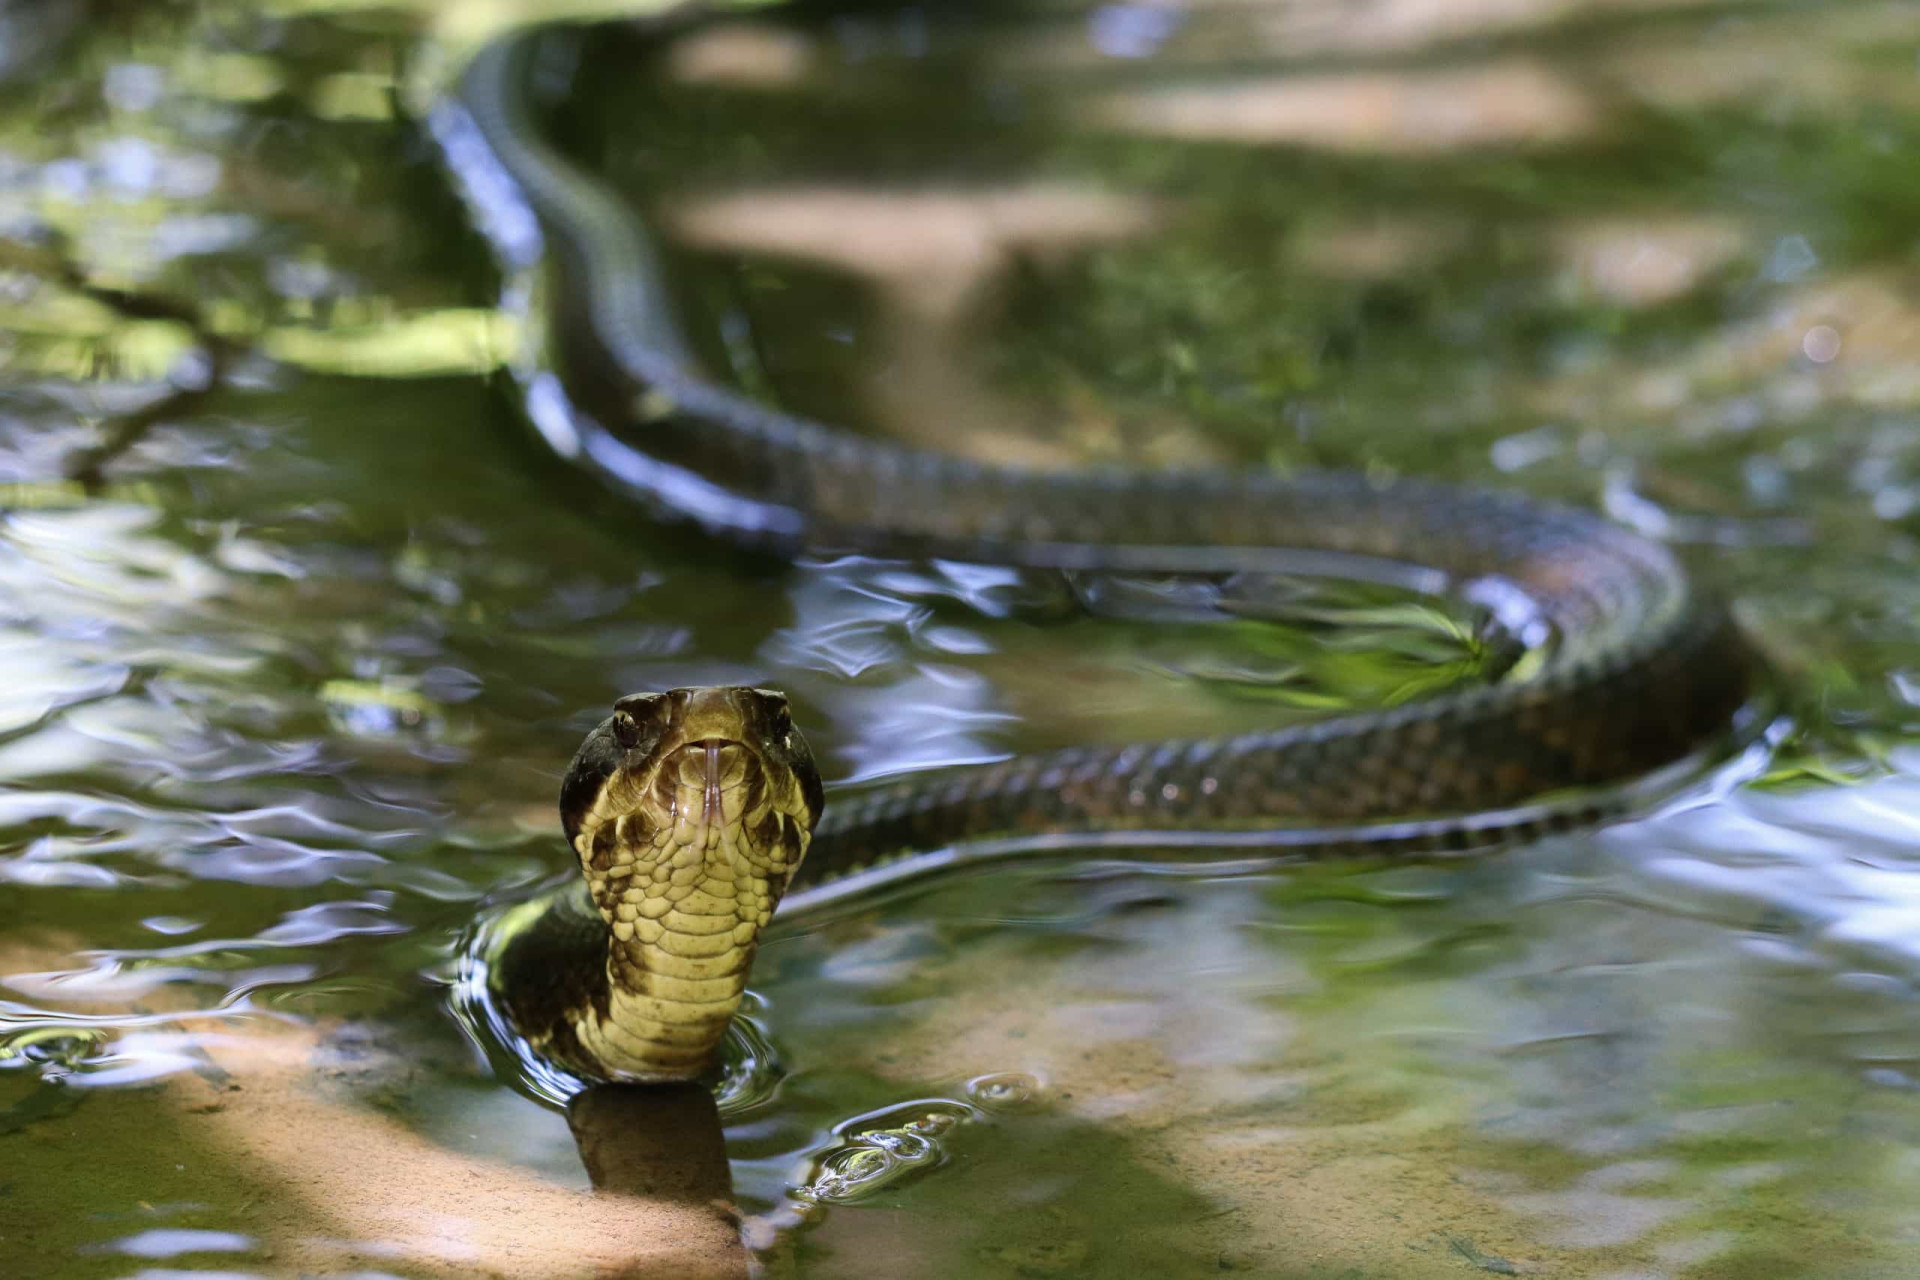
566, 768, 809, 1081
573, 924, 757, 1083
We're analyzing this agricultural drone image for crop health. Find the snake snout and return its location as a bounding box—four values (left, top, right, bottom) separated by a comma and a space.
670, 738, 753, 793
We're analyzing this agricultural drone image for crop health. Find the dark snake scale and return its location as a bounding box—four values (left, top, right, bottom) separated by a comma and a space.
436, 16, 1760, 1082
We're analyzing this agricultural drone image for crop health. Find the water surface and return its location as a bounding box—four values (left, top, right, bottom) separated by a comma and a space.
4, 0, 1920, 1276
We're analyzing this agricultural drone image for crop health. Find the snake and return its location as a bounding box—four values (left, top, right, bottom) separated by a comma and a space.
433, 14, 1761, 1084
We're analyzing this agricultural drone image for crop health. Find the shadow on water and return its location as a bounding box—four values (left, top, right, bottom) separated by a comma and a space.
3, 0, 1920, 1276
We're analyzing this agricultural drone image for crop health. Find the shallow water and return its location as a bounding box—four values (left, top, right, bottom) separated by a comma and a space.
4, 0, 1920, 1276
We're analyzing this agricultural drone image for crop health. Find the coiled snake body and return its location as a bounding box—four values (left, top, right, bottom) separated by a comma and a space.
437, 18, 1759, 1083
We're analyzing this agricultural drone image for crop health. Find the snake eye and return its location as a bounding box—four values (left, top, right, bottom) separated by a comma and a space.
752, 688, 793, 738
615, 691, 665, 717
611, 710, 642, 749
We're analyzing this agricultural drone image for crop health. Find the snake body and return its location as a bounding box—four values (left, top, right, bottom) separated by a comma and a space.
439, 18, 1759, 1083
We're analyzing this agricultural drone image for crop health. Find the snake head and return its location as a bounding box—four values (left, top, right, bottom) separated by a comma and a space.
560, 687, 821, 847
551, 686, 825, 1080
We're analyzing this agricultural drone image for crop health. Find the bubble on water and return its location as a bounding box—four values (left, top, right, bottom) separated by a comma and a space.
965, 1069, 1040, 1112
792, 1099, 974, 1205
780, 1073, 1042, 1214
1802, 325, 1842, 364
